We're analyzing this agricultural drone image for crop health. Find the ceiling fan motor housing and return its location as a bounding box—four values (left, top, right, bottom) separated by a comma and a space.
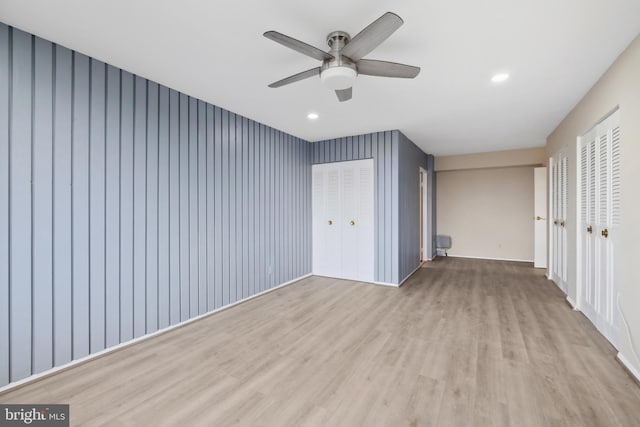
320, 31, 358, 90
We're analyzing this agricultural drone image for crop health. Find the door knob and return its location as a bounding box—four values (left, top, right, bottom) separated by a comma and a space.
554, 220, 558, 225
328, 220, 333, 225
601, 228, 609, 238
350, 220, 356, 226
536, 216, 545, 221
560, 221, 565, 227
587, 225, 592, 234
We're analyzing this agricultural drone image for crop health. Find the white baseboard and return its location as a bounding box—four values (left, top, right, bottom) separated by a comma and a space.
373, 262, 424, 288
398, 263, 423, 287
372, 281, 400, 288
617, 352, 640, 384
566, 296, 578, 310
0, 273, 312, 394
445, 254, 534, 263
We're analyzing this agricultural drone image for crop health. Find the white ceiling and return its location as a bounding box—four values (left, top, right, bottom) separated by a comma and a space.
1, 0, 639, 156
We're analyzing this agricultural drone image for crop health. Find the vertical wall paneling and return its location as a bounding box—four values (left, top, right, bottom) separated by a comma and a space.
157, 85, 170, 328
213, 106, 222, 308
146, 81, 159, 333
197, 100, 206, 315
32, 37, 54, 373
247, 121, 255, 297
0, 23, 10, 385
168, 89, 180, 325
119, 70, 134, 343
205, 104, 214, 311
89, 59, 106, 353
188, 97, 198, 317
178, 93, 189, 320
221, 108, 229, 305
397, 132, 429, 281
0, 24, 312, 388
9, 28, 33, 381
72, 52, 90, 359
258, 124, 265, 293
105, 65, 121, 347
132, 76, 147, 338
229, 112, 237, 303
390, 131, 399, 284
52, 45, 73, 366
242, 118, 249, 299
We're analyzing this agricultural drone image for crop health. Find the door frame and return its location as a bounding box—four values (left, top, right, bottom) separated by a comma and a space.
419, 167, 430, 261
533, 166, 548, 268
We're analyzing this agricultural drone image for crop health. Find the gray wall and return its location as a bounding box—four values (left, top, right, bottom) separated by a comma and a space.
0, 24, 311, 387
397, 132, 432, 280
311, 131, 435, 284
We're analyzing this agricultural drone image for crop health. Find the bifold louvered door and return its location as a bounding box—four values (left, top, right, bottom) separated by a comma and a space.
312, 159, 374, 282
550, 150, 568, 292
578, 110, 621, 346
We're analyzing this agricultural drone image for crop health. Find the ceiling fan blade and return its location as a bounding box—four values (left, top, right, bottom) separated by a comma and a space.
357, 59, 420, 78
335, 87, 352, 102
340, 12, 403, 61
268, 67, 321, 88
264, 31, 334, 62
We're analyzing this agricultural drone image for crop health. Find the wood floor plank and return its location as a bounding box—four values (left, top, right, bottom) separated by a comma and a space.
1, 257, 640, 426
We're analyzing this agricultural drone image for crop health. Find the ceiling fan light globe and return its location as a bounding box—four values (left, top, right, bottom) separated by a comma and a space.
321, 66, 357, 90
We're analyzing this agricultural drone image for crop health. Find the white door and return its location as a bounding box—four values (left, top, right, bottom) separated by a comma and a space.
312, 159, 374, 282
534, 167, 547, 268
549, 150, 567, 292
578, 110, 620, 347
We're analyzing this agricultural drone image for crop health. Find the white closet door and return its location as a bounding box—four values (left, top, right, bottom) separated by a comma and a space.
356, 161, 374, 282
341, 166, 358, 279
325, 166, 342, 278
577, 110, 620, 348
550, 150, 568, 292
579, 133, 597, 322
312, 159, 374, 283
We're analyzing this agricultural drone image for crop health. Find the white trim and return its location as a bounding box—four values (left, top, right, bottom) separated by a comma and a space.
617, 352, 640, 384
550, 275, 568, 295
374, 262, 424, 288
445, 254, 533, 263
419, 167, 428, 263
398, 263, 423, 287
566, 296, 578, 310
372, 281, 400, 288
0, 273, 312, 394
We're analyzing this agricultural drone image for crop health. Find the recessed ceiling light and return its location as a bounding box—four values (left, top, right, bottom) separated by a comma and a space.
491, 73, 510, 83
307, 112, 319, 120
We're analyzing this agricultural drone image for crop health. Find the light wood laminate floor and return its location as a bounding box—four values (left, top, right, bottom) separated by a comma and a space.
2, 258, 640, 426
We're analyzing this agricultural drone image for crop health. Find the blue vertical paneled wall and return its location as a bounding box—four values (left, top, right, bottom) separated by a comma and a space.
397, 132, 435, 280
311, 131, 435, 285
311, 131, 399, 284
0, 24, 312, 387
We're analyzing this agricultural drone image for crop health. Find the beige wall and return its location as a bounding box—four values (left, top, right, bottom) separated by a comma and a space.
547, 34, 640, 375
436, 166, 535, 261
436, 147, 546, 171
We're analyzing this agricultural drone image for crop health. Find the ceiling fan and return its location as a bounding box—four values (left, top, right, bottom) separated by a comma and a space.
264, 12, 420, 102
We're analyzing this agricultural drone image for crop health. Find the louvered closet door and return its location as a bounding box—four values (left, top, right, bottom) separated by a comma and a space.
312, 159, 374, 282
578, 110, 620, 347
550, 150, 568, 292
580, 132, 597, 321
